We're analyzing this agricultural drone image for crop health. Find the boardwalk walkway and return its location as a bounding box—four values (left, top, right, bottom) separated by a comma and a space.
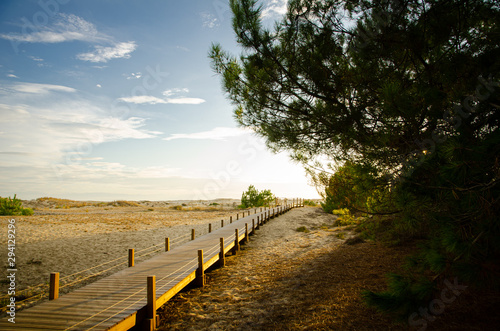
0, 204, 296, 330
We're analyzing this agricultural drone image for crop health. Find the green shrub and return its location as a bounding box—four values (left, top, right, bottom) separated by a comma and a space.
336, 232, 346, 240
239, 185, 274, 208
321, 162, 393, 214
296, 226, 310, 233
0, 195, 33, 216
332, 208, 350, 216
303, 200, 317, 206
334, 215, 360, 227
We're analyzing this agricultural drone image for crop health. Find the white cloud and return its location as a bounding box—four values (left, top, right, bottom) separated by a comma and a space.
163, 88, 189, 97
96, 84, 102, 88
164, 97, 206, 104
10, 82, 76, 94
118, 95, 167, 104
262, 0, 288, 18
118, 88, 206, 105
176, 46, 190, 52
76, 41, 137, 63
201, 12, 219, 29
0, 84, 162, 170
0, 14, 135, 63
29, 56, 44, 62
164, 127, 251, 141
0, 14, 108, 44
6, 74, 18, 78
97, 117, 162, 140
125, 72, 142, 80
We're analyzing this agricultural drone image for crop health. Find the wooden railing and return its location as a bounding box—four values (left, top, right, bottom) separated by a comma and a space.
0, 198, 304, 330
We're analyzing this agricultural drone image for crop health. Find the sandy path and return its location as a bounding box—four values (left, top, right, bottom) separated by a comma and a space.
158, 207, 358, 330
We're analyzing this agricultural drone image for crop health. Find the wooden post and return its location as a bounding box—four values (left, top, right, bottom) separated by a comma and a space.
146, 275, 157, 331
237, 213, 239, 220
233, 229, 240, 254
221, 219, 224, 227
257, 216, 260, 228
260, 207, 263, 212
209, 223, 212, 233
245, 223, 249, 242
219, 238, 225, 268
129, 249, 135, 267
49, 272, 59, 300
230, 216, 233, 224
196, 250, 205, 287
191, 229, 195, 241
252, 219, 255, 235
165, 238, 170, 252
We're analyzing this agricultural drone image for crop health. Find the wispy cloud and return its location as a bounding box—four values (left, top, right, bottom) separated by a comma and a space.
76, 41, 137, 63
28, 56, 48, 67
164, 97, 206, 104
176, 46, 190, 52
163, 88, 189, 97
125, 72, 142, 80
262, 0, 288, 18
118, 95, 168, 105
0, 14, 136, 63
6, 74, 18, 78
28, 56, 44, 62
10, 82, 76, 94
201, 12, 219, 29
118, 88, 206, 105
164, 127, 251, 141
0, 14, 108, 44
0, 82, 161, 169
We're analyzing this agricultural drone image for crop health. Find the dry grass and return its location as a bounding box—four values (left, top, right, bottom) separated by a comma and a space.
158, 207, 500, 331
158, 241, 411, 330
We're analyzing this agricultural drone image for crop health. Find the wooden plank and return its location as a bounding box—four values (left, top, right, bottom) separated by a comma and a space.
155, 271, 196, 308
0, 206, 289, 330
203, 253, 220, 270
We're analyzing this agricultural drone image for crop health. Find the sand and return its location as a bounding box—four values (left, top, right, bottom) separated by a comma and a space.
0, 199, 244, 308
157, 206, 361, 330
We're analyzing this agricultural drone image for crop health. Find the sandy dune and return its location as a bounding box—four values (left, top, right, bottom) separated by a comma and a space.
0, 198, 247, 309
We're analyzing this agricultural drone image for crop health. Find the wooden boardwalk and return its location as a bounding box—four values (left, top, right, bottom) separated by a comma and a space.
0, 204, 297, 330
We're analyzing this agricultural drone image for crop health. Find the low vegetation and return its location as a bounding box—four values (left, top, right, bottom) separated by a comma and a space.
0, 195, 33, 216
296, 226, 310, 233
239, 185, 274, 209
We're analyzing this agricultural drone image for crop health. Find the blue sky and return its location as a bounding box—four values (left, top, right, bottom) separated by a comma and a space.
0, 0, 320, 201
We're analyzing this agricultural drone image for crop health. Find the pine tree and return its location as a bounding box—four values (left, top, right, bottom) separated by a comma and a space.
211, 0, 500, 323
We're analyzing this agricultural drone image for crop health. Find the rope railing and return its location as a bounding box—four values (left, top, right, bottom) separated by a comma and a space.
76, 255, 201, 331
84, 239, 229, 331
1, 200, 303, 320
